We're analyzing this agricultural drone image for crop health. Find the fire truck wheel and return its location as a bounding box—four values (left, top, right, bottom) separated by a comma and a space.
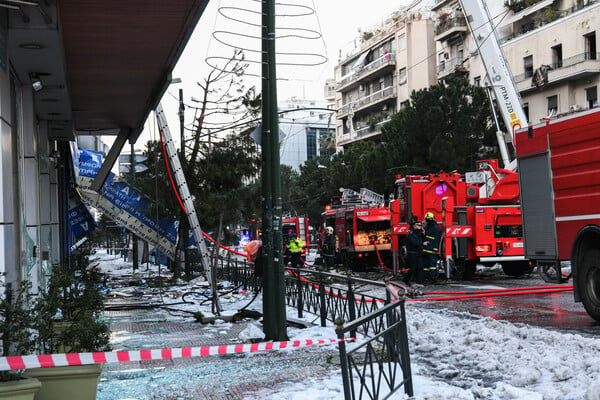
501, 261, 533, 277
578, 248, 600, 322
454, 260, 476, 280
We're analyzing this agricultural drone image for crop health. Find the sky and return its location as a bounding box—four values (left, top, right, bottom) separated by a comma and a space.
130, 0, 411, 151
94, 250, 600, 400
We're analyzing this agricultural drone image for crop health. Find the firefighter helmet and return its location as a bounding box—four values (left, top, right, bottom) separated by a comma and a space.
425, 212, 435, 220
326, 226, 334, 234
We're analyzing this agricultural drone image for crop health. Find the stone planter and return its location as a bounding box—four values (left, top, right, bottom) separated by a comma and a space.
0, 376, 41, 400
24, 364, 102, 400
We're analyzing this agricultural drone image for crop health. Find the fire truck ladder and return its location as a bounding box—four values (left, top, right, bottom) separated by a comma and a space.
360, 188, 384, 205
155, 103, 222, 314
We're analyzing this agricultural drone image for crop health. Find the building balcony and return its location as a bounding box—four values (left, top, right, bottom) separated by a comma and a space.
501, 1, 599, 44
437, 56, 470, 79
435, 16, 468, 42
337, 85, 397, 118
432, 0, 456, 11
337, 118, 392, 147
336, 53, 396, 92
514, 52, 600, 92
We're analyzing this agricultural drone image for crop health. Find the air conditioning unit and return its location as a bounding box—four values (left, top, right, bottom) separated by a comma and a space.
570, 104, 582, 112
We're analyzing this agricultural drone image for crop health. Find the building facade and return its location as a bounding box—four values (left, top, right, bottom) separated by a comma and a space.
278, 98, 335, 170
433, 0, 600, 124
335, 0, 600, 149
333, 1, 437, 150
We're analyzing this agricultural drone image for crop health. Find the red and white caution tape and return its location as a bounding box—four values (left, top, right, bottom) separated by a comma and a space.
0, 338, 354, 371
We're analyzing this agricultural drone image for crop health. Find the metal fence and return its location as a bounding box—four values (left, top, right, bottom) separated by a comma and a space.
215, 260, 413, 399
336, 300, 413, 399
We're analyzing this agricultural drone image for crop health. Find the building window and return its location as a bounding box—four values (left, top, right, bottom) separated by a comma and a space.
551, 44, 563, 68
473, 76, 481, 86
306, 128, 317, 160
439, 52, 446, 71
523, 103, 529, 122
586, 87, 598, 108
398, 67, 407, 85
547, 95, 558, 116
398, 34, 406, 52
585, 32, 597, 60
523, 55, 533, 78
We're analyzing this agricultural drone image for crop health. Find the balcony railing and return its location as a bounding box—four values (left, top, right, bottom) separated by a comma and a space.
338, 118, 392, 145
513, 52, 599, 83
501, 1, 599, 43
337, 53, 396, 88
437, 56, 469, 75
435, 16, 467, 36
338, 86, 396, 116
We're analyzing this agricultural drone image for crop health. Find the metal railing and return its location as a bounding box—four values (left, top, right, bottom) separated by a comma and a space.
336, 300, 413, 399
215, 260, 413, 400
513, 52, 599, 83
337, 54, 396, 88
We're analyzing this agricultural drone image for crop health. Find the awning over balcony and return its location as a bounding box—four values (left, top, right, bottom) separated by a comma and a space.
352, 50, 371, 70
504, 0, 555, 25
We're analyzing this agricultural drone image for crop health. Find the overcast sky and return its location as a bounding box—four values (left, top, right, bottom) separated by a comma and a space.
130, 0, 410, 151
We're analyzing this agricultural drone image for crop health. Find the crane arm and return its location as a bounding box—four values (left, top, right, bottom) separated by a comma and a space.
458, 0, 527, 170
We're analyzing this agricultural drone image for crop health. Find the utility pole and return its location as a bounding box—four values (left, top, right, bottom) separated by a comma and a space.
261, 0, 287, 341
178, 88, 191, 276
130, 142, 139, 270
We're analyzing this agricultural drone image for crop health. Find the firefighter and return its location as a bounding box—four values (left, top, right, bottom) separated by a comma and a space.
286, 235, 305, 268
321, 226, 337, 269
422, 212, 441, 281
403, 221, 424, 288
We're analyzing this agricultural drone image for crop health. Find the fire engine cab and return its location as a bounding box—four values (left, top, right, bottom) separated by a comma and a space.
320, 189, 391, 270
390, 162, 528, 279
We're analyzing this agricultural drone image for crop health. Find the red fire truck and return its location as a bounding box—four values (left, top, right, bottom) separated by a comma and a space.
390, 0, 535, 279
390, 162, 528, 279
516, 109, 600, 321
320, 189, 392, 270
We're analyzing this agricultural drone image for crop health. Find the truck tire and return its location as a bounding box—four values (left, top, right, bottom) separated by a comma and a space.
577, 248, 600, 322
501, 261, 533, 277
454, 260, 476, 280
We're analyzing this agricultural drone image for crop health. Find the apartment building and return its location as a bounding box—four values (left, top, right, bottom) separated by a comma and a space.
334, 1, 437, 150
434, 0, 600, 124
335, 0, 600, 150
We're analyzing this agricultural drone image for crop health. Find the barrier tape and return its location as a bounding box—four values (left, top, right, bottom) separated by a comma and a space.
0, 338, 354, 371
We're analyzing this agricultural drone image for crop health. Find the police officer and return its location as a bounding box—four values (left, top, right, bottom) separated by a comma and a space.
422, 212, 441, 281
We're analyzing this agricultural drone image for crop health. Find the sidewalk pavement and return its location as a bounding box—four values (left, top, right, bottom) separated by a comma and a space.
97, 295, 341, 400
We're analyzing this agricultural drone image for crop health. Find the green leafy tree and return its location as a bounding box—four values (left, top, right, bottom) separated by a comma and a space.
381, 77, 498, 174
132, 49, 261, 277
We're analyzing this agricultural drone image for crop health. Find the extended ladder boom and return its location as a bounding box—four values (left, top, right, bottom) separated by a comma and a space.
458, 0, 527, 170
155, 103, 221, 313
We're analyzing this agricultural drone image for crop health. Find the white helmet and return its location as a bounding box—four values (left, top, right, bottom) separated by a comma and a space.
326, 226, 334, 234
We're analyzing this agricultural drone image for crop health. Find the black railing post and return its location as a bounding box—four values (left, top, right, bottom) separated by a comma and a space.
319, 271, 327, 327
399, 300, 413, 396
296, 269, 303, 318
335, 319, 352, 400
346, 277, 357, 338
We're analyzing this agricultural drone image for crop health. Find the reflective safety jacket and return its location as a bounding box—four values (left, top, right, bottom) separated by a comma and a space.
422, 220, 441, 255
286, 238, 304, 254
